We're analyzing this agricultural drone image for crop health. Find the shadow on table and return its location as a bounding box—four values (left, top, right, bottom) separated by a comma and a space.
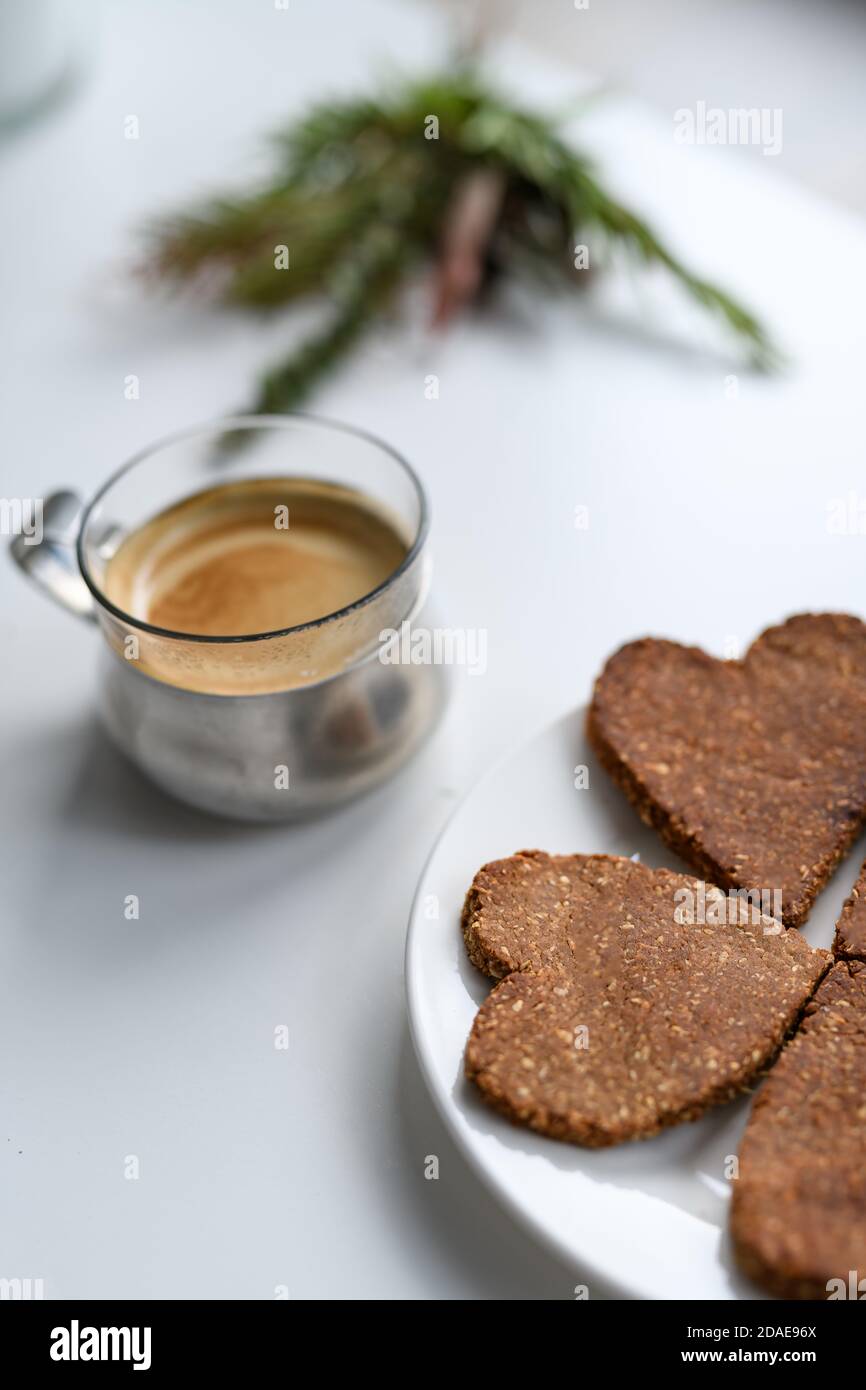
5, 713, 410, 957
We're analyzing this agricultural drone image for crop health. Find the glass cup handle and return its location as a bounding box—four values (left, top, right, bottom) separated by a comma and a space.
9, 490, 96, 622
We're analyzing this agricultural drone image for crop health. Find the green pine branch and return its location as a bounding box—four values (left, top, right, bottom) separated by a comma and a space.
145, 70, 778, 412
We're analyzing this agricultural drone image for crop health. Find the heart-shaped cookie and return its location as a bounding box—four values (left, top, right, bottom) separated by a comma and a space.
834, 859, 866, 961
588, 613, 866, 929
732, 960, 866, 1299
463, 852, 829, 1147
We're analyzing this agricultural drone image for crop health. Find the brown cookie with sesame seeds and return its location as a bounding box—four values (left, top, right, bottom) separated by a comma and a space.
833, 860, 866, 961
732, 960, 866, 1299
587, 613, 866, 930
462, 852, 830, 1147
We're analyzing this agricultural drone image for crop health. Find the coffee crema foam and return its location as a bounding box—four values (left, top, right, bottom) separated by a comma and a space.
104, 477, 408, 638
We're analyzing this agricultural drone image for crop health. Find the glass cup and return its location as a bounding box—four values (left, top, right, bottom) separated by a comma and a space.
11, 415, 448, 819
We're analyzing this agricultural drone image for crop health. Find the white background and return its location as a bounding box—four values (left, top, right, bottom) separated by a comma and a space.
2, 0, 866, 1298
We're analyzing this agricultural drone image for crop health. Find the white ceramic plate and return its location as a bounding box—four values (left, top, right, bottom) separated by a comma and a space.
406, 706, 855, 1300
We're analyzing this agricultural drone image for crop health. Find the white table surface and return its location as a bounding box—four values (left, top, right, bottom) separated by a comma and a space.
2, 0, 866, 1300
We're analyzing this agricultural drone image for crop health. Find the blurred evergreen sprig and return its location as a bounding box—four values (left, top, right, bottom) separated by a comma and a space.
147, 71, 775, 413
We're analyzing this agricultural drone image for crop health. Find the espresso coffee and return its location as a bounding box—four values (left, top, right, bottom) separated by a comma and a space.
104, 477, 408, 637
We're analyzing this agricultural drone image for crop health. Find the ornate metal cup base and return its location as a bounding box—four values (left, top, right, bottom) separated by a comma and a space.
97, 629, 449, 821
